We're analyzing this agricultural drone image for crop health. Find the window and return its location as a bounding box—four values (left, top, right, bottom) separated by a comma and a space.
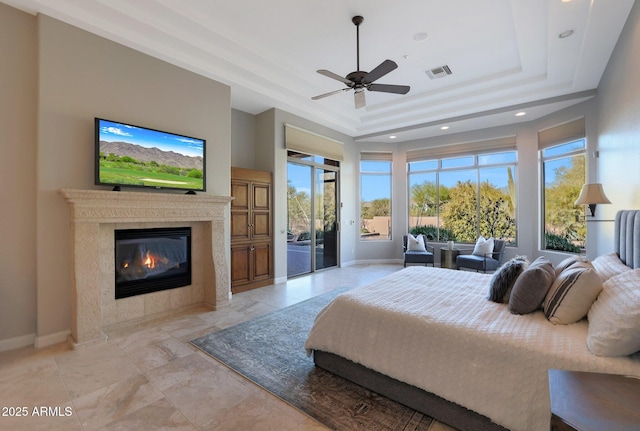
407, 150, 517, 244
541, 140, 586, 252
360, 153, 392, 241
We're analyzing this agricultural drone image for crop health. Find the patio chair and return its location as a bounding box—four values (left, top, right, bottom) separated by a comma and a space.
456, 238, 506, 273
402, 234, 435, 267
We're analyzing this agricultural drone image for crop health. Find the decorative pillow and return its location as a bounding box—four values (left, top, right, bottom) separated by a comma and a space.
586, 269, 640, 356
509, 256, 555, 315
488, 256, 529, 303
554, 255, 591, 278
543, 266, 603, 324
591, 252, 631, 283
407, 234, 427, 252
473, 236, 494, 257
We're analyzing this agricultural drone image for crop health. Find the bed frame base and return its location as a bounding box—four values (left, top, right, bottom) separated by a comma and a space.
313, 350, 509, 431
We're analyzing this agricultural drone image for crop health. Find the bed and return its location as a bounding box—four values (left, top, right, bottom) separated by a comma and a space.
305, 210, 640, 431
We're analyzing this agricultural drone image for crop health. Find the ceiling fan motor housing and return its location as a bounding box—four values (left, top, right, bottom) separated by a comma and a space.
346, 71, 368, 88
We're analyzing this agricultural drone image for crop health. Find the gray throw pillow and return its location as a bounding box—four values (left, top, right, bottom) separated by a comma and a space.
488, 256, 528, 303
509, 256, 555, 315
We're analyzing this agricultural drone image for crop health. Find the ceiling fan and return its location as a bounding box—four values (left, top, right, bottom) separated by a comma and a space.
312, 15, 410, 109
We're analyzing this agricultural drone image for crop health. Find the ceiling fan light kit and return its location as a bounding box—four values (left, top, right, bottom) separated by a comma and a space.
312, 15, 410, 109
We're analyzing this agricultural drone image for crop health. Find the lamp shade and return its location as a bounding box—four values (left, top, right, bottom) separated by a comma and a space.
575, 183, 611, 205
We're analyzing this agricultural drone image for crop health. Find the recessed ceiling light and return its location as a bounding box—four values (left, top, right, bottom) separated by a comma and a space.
389, 135, 397, 139
440, 126, 450, 130
515, 112, 526, 117
413, 32, 429, 42
559, 29, 574, 39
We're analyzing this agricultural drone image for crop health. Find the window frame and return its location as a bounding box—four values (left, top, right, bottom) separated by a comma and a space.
407, 149, 518, 244
360, 153, 393, 241
539, 139, 586, 253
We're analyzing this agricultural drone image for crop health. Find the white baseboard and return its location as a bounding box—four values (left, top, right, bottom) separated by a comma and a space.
0, 333, 35, 352
34, 330, 71, 349
353, 259, 402, 265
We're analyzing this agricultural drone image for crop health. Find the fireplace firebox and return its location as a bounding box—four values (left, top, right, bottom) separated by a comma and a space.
114, 227, 192, 299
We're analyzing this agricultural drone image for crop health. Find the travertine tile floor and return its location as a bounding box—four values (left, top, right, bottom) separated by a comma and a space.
0, 264, 456, 431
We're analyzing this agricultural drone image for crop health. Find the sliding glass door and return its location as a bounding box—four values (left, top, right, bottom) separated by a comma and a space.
315, 168, 338, 270
287, 152, 339, 277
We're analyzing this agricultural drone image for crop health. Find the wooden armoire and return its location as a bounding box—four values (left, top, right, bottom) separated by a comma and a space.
230, 167, 273, 293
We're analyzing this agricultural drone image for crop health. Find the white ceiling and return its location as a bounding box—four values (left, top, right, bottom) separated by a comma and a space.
4, 0, 635, 143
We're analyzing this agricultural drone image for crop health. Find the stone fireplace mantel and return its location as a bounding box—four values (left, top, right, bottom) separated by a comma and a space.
60, 189, 232, 349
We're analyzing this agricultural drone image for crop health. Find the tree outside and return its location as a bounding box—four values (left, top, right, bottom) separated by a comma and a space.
408, 171, 516, 244
287, 179, 311, 240
544, 154, 585, 252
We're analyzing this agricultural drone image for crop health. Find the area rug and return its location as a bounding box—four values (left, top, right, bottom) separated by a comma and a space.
191, 288, 434, 430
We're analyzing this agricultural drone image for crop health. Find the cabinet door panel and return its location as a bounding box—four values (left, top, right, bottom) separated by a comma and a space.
252, 212, 271, 239
231, 182, 249, 210
230, 212, 249, 240
253, 242, 272, 281
230, 245, 251, 286
252, 183, 270, 211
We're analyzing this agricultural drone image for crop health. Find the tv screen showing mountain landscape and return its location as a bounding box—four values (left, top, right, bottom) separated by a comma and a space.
96, 118, 205, 191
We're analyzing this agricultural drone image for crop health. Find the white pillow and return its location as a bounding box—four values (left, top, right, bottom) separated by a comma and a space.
472, 236, 494, 256
591, 252, 631, 283
407, 234, 427, 252
587, 269, 640, 357
544, 266, 603, 324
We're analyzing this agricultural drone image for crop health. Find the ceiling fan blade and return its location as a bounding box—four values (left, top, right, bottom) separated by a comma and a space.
354, 91, 366, 109
317, 69, 352, 85
368, 83, 410, 95
311, 88, 348, 100
364, 60, 398, 84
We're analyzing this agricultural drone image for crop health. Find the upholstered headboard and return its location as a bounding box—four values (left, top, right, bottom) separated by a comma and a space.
614, 210, 640, 269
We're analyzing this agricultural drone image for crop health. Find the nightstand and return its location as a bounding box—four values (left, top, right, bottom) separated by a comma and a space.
548, 369, 640, 431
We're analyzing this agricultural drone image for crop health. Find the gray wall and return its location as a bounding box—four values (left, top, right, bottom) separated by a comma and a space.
36, 15, 231, 345
231, 109, 257, 169
0, 5, 231, 349
0, 3, 37, 348
595, 0, 640, 256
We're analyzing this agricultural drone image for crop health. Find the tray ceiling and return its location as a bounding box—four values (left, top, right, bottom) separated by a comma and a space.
4, 0, 635, 142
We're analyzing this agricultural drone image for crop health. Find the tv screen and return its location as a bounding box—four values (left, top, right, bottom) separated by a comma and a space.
95, 118, 206, 192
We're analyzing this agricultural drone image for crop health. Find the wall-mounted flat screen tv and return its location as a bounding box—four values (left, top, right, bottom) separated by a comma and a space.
95, 118, 206, 192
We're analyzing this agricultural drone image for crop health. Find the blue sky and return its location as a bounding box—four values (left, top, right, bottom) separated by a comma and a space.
98, 119, 204, 158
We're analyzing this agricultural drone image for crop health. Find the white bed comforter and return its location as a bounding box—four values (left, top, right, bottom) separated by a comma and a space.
304, 266, 640, 431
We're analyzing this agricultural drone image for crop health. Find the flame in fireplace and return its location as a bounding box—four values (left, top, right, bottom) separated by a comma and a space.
144, 252, 155, 269
143, 251, 169, 269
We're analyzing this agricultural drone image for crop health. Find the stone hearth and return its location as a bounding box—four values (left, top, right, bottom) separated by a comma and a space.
60, 189, 232, 349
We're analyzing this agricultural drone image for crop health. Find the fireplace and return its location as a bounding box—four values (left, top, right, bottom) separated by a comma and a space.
61, 189, 232, 349
115, 227, 191, 299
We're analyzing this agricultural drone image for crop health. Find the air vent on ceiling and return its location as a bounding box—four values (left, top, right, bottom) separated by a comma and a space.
425, 65, 453, 79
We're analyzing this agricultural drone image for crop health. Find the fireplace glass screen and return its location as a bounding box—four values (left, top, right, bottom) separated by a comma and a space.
114, 227, 191, 299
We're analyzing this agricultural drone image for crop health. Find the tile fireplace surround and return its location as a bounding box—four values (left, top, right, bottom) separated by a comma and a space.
60, 189, 232, 349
